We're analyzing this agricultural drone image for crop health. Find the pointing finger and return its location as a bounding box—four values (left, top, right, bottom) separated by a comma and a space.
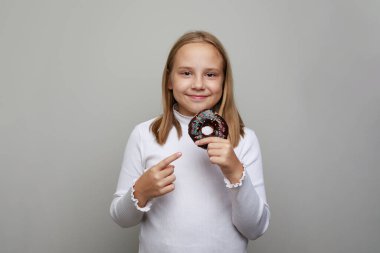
156, 152, 182, 170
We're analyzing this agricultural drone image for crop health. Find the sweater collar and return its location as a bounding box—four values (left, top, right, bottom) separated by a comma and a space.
173, 104, 193, 125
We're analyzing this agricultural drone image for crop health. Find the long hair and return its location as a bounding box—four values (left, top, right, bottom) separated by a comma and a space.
150, 30, 245, 147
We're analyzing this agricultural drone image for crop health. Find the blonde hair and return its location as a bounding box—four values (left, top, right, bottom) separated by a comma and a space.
150, 30, 245, 147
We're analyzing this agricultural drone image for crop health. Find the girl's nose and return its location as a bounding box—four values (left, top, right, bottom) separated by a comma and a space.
191, 76, 205, 90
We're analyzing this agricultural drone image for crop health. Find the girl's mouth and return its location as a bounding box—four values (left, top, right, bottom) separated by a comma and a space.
188, 95, 209, 100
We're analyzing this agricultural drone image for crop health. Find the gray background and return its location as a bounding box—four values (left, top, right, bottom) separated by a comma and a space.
1, 0, 379, 252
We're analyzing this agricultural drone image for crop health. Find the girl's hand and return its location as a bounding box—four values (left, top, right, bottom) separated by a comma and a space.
133, 152, 182, 207
196, 137, 243, 183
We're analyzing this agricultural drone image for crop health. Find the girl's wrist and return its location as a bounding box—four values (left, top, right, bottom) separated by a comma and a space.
224, 164, 244, 184
131, 179, 153, 212
134, 190, 148, 207
133, 181, 149, 207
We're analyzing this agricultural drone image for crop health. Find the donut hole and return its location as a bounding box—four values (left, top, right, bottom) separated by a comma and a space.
201, 126, 214, 136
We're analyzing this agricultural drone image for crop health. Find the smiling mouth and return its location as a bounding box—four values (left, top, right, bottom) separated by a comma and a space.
188, 95, 209, 99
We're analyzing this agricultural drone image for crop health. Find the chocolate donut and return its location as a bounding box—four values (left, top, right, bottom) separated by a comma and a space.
188, 109, 229, 149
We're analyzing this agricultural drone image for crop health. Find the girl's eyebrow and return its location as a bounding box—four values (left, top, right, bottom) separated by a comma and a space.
204, 68, 222, 72
176, 66, 194, 70
176, 66, 222, 71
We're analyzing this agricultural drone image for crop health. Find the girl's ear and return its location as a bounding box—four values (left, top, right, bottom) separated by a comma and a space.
168, 82, 173, 90
167, 70, 173, 90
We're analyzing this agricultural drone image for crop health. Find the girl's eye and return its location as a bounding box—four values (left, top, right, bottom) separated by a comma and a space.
181, 71, 192, 76
206, 72, 217, 78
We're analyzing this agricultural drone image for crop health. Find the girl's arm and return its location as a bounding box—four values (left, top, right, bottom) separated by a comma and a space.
110, 126, 146, 228
110, 125, 181, 228
196, 128, 270, 240
229, 128, 270, 239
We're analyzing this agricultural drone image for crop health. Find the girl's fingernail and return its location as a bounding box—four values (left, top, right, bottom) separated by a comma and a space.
195, 141, 199, 145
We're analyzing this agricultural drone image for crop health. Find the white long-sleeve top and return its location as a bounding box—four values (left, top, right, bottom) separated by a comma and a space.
110, 109, 270, 253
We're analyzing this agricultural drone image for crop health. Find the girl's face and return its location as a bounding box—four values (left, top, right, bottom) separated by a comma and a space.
169, 42, 224, 116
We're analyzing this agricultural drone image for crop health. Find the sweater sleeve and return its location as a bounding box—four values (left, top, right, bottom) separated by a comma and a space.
109, 125, 147, 228
229, 128, 270, 240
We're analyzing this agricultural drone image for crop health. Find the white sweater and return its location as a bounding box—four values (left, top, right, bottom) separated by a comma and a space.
110, 109, 270, 253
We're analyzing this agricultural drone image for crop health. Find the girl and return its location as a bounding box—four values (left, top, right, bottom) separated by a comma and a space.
110, 31, 270, 253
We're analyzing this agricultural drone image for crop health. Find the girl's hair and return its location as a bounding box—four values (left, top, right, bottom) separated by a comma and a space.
150, 30, 245, 147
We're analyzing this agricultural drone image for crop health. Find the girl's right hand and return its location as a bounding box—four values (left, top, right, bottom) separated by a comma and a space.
133, 152, 182, 207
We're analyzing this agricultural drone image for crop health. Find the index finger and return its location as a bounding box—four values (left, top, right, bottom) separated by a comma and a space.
156, 152, 182, 169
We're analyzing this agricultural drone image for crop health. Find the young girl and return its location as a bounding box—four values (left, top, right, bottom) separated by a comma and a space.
110, 31, 270, 253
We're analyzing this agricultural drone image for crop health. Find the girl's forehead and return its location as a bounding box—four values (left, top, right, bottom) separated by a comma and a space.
177, 42, 219, 56
173, 42, 223, 67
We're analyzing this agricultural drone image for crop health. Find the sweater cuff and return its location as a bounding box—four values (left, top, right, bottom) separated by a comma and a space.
131, 178, 152, 212
223, 164, 247, 188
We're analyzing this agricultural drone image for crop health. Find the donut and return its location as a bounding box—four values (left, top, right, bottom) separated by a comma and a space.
188, 109, 229, 149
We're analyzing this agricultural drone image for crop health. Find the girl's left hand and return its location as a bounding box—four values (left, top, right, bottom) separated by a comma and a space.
195, 137, 244, 183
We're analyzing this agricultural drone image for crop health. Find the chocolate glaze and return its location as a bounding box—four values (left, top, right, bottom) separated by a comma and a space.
188, 109, 229, 149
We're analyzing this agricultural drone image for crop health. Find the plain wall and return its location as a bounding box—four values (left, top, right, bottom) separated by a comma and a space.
1, 0, 379, 252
